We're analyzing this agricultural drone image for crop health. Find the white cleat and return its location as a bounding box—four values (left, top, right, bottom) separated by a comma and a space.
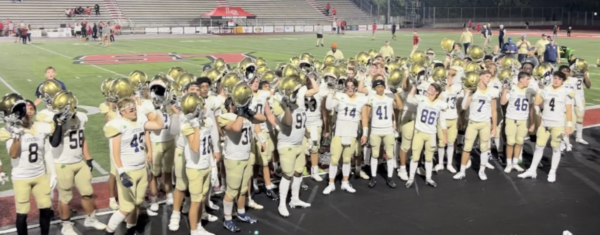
466, 160, 472, 169
61, 222, 78, 235
446, 165, 457, 173
168, 213, 180, 231
518, 171, 537, 179
311, 173, 323, 182
453, 172, 465, 180
109, 199, 120, 211
149, 202, 159, 212
207, 200, 219, 211
485, 162, 495, 170
397, 167, 408, 181
84, 214, 106, 230
166, 193, 174, 206
278, 204, 289, 217
434, 164, 444, 172
479, 171, 488, 181
359, 170, 369, 180
248, 200, 264, 210
146, 209, 158, 216
513, 164, 525, 172
548, 172, 557, 183
201, 211, 218, 222
323, 184, 336, 195
197, 226, 215, 235
576, 139, 589, 145
341, 183, 356, 193
504, 165, 513, 173
289, 199, 311, 208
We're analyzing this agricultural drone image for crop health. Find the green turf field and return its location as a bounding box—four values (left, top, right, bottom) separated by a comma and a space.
0, 31, 599, 192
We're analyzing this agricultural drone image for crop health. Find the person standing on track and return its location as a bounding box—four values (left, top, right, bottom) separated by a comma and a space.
410, 31, 420, 56
391, 23, 396, 40
316, 23, 324, 47
460, 27, 473, 54
371, 22, 377, 40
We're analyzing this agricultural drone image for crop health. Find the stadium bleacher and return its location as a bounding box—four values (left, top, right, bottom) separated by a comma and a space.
313, 0, 373, 22
0, 0, 112, 29
116, 0, 217, 27
225, 0, 328, 25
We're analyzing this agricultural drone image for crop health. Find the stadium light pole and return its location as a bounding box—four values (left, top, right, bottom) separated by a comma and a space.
387, 0, 390, 24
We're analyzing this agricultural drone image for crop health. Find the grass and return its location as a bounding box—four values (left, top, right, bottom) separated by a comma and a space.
0, 30, 599, 192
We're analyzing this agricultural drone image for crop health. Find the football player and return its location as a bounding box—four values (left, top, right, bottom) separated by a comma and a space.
218, 82, 265, 232
363, 79, 398, 188
436, 66, 463, 173
272, 75, 313, 217
559, 65, 577, 152
454, 70, 499, 180
324, 78, 368, 194
1, 94, 54, 235
571, 60, 591, 145
501, 72, 535, 173
519, 71, 574, 182
47, 91, 106, 234
405, 83, 447, 188
180, 94, 220, 235
486, 63, 504, 165
99, 78, 121, 210
300, 74, 327, 182
103, 97, 164, 234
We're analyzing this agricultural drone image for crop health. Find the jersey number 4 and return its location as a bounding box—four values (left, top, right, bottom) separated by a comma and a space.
130, 132, 146, 153
343, 107, 357, 118
420, 109, 437, 125
549, 98, 555, 111
514, 98, 529, 111
69, 130, 84, 149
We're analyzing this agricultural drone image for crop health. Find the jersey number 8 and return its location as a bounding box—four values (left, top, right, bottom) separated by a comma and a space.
28, 143, 39, 163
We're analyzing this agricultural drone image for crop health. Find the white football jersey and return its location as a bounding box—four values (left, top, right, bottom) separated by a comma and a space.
563, 77, 577, 93
182, 118, 219, 169
52, 112, 88, 164
505, 86, 535, 121
219, 113, 252, 161
1, 123, 50, 180
150, 111, 174, 142
416, 80, 432, 96
414, 96, 447, 134
304, 89, 328, 127
574, 75, 585, 98
35, 109, 56, 124
440, 85, 462, 120
330, 93, 368, 137
489, 78, 502, 91
368, 94, 395, 135
176, 113, 187, 149
273, 103, 307, 147
248, 90, 271, 132
541, 86, 574, 127
104, 107, 150, 171
468, 87, 499, 122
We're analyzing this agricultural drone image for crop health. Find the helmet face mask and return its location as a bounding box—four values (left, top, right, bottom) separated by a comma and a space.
149, 82, 169, 108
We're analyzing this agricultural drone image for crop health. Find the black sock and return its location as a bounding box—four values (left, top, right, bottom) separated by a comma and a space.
39, 208, 53, 235
16, 213, 28, 235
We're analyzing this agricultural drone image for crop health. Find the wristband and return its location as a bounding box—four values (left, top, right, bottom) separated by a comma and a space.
567, 122, 573, 127
362, 127, 369, 137
257, 133, 266, 143
117, 167, 125, 175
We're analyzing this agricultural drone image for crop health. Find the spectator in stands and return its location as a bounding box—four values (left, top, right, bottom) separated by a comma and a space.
94, 4, 100, 15
65, 8, 71, 17
85, 6, 91, 15
501, 37, 517, 58
517, 34, 531, 62
543, 37, 560, 66
498, 24, 506, 48
316, 23, 324, 47
70, 8, 75, 17
567, 26, 572, 37
391, 23, 396, 40
325, 3, 330, 16
332, 8, 337, 16
326, 43, 344, 60
460, 27, 473, 54
534, 34, 549, 61
379, 41, 394, 60
525, 21, 529, 30
34, 67, 67, 106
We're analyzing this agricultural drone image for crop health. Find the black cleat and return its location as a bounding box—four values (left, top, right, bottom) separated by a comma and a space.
266, 189, 279, 201
368, 178, 377, 188
386, 177, 396, 188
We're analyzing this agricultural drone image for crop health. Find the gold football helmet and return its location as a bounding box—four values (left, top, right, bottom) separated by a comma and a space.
463, 71, 480, 90
261, 71, 278, 85
441, 38, 455, 53
464, 61, 482, 73
213, 58, 227, 69
289, 56, 300, 67
108, 78, 134, 103
451, 57, 465, 67
500, 57, 517, 70
571, 59, 588, 75
385, 61, 399, 75
231, 82, 253, 107
101, 78, 116, 98
314, 60, 323, 72
282, 64, 300, 79
410, 51, 427, 65
431, 67, 447, 85
278, 75, 303, 102
299, 53, 315, 74
180, 93, 205, 120
129, 70, 148, 92
498, 69, 513, 85
202, 68, 223, 91
238, 58, 257, 81
51, 91, 78, 119
176, 73, 196, 92
323, 55, 336, 67
167, 67, 185, 81
367, 49, 378, 59
38, 80, 65, 105
322, 65, 340, 87
0, 93, 25, 118
467, 45, 484, 62
256, 57, 267, 67
398, 57, 409, 68
256, 65, 269, 76
409, 63, 425, 82
149, 75, 173, 107
596, 58, 600, 68
221, 72, 242, 96
387, 69, 404, 89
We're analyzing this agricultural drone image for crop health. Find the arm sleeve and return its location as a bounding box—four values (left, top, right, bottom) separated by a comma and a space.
50, 123, 63, 148
461, 94, 470, 110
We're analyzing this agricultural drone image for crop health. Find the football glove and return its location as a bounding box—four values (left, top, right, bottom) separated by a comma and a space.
120, 172, 134, 188
86, 159, 94, 172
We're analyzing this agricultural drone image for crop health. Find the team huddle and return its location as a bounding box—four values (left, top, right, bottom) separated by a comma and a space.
0, 38, 596, 235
